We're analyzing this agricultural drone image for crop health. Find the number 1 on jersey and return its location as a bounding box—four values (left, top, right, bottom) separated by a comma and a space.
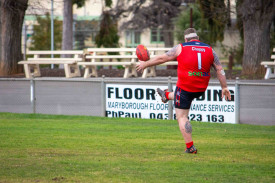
197, 53, 202, 70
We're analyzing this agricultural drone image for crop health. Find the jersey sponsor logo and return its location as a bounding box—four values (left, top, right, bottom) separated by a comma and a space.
192, 47, 205, 52
188, 71, 210, 77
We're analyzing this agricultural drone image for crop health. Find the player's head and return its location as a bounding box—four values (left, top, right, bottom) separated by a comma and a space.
184, 28, 199, 42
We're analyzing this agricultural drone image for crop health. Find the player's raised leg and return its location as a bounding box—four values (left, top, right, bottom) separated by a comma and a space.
175, 108, 197, 154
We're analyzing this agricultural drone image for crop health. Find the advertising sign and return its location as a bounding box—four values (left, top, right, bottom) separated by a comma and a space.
106, 84, 169, 119
189, 86, 235, 123
106, 84, 235, 123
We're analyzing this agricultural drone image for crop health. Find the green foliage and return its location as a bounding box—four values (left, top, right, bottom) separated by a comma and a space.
0, 112, 275, 182
30, 13, 62, 50
175, 4, 212, 44
198, 0, 227, 43
105, 0, 112, 7
175, 1, 227, 45
72, 0, 86, 8
95, 11, 120, 51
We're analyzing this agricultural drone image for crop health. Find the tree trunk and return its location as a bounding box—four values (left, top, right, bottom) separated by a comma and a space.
227, 0, 231, 27
164, 25, 176, 69
238, 0, 275, 75
242, 20, 271, 74
62, 0, 73, 54
0, 0, 28, 75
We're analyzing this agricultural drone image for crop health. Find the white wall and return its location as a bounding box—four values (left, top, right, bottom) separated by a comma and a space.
26, 0, 63, 16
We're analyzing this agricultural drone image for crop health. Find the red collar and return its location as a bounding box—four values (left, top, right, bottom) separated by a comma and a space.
189, 39, 200, 42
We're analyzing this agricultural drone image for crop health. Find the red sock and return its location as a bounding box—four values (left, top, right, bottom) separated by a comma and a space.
165, 92, 170, 99
186, 141, 193, 149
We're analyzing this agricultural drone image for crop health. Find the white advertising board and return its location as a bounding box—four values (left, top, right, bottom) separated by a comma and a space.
106, 84, 169, 119
106, 84, 236, 124
190, 86, 235, 123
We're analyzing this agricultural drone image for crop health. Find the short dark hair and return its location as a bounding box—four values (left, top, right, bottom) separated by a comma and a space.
184, 28, 199, 41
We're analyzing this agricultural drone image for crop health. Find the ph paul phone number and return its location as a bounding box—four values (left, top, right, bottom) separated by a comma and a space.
149, 113, 225, 122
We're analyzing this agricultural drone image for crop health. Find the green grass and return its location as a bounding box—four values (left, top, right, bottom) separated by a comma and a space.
0, 113, 274, 183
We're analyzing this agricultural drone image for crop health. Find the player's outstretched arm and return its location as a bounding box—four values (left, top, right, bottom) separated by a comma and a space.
212, 50, 231, 101
136, 44, 181, 72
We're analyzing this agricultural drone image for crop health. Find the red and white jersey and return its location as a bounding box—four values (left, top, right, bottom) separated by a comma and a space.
176, 40, 214, 92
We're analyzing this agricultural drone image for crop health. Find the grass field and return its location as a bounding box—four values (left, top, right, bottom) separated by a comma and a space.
0, 112, 274, 183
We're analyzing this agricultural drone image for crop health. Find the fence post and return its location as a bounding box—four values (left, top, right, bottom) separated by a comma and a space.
101, 75, 106, 117
235, 77, 240, 124
30, 75, 36, 114
168, 76, 173, 120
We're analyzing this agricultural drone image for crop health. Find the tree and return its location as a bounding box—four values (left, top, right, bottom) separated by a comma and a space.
62, 0, 86, 53
178, 0, 275, 76
176, 1, 230, 44
111, 0, 181, 69
112, 0, 182, 47
0, 0, 28, 75
62, 0, 73, 52
237, 0, 275, 75
95, 0, 120, 49
197, 0, 227, 44
95, 11, 119, 49
30, 13, 62, 50
175, 3, 214, 44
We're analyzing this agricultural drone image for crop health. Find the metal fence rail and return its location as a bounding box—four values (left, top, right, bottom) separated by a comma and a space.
0, 77, 274, 125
